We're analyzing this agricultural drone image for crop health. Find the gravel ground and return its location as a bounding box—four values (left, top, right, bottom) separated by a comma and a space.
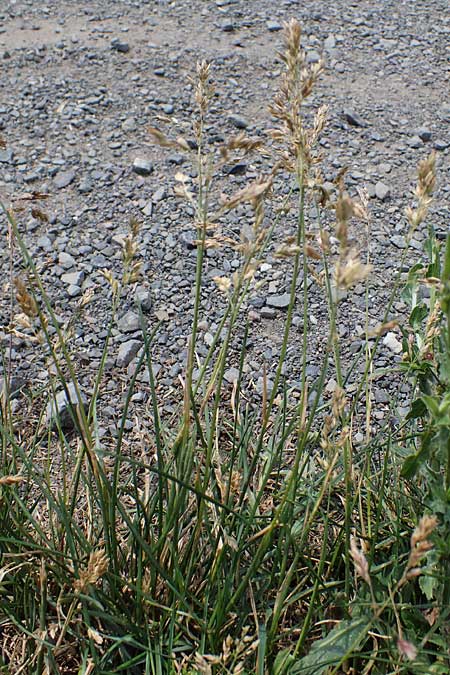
0, 0, 449, 443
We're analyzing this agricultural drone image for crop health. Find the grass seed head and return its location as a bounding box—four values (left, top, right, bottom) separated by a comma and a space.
13, 277, 38, 318
74, 549, 108, 594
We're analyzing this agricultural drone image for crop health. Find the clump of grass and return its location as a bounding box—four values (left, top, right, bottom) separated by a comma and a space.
0, 19, 449, 675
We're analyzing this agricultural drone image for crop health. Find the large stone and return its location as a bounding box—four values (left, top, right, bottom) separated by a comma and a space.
375, 182, 391, 201
117, 339, 142, 367
46, 382, 88, 430
266, 293, 290, 309
117, 310, 140, 333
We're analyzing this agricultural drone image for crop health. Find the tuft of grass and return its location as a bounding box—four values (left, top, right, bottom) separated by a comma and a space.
0, 19, 449, 675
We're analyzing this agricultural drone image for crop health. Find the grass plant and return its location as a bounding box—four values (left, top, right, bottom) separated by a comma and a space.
0, 20, 448, 675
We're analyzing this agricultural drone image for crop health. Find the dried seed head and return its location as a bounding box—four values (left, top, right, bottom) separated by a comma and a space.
416, 151, 436, 200
195, 60, 214, 115
350, 536, 371, 585
334, 250, 372, 290
397, 638, 418, 661
74, 549, 108, 594
0, 475, 24, 486
13, 277, 38, 318
400, 514, 438, 586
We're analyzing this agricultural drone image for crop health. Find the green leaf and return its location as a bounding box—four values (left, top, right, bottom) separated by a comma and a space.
420, 394, 441, 418
290, 618, 369, 675
409, 303, 428, 330
419, 572, 438, 601
273, 648, 295, 675
406, 398, 428, 420
401, 454, 421, 479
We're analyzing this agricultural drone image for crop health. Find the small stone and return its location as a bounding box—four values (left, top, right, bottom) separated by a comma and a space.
266, 20, 283, 32
0, 148, 13, 163
416, 126, 432, 142
111, 38, 130, 53
375, 182, 390, 201
78, 177, 92, 193
54, 169, 76, 189
306, 50, 321, 64
162, 103, 174, 115
325, 378, 338, 394
152, 186, 167, 202
324, 34, 336, 50
67, 285, 82, 298
343, 109, 368, 128
135, 287, 152, 312
224, 367, 240, 383
141, 201, 153, 216
61, 271, 84, 286
118, 310, 140, 333
37, 235, 52, 250
46, 382, 88, 430
154, 308, 169, 321
228, 114, 248, 129
221, 21, 234, 32
58, 252, 75, 268
121, 117, 137, 132
266, 293, 290, 309
383, 332, 403, 354
391, 235, 406, 249
0, 375, 27, 399
256, 377, 274, 396
179, 231, 196, 249
132, 158, 153, 176
117, 339, 142, 367
260, 307, 276, 319
409, 135, 422, 148
227, 162, 247, 175
434, 139, 449, 151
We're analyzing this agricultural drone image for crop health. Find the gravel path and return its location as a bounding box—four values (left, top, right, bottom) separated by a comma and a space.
1, 0, 449, 441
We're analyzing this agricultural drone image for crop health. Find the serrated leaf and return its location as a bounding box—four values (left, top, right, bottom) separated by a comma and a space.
290, 618, 369, 675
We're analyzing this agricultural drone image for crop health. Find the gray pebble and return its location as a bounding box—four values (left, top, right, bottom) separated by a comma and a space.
409, 135, 422, 148
266, 20, 283, 32
228, 114, 248, 129
54, 169, 76, 189
111, 39, 130, 53
266, 293, 290, 309
152, 186, 167, 202
121, 117, 137, 132
375, 182, 390, 201
135, 288, 152, 312
117, 339, 142, 367
224, 367, 240, 383
391, 235, 406, 249
61, 271, 84, 286
132, 158, 153, 176
46, 382, 88, 430
416, 126, 432, 142
118, 310, 140, 333
261, 307, 276, 319
343, 109, 368, 127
